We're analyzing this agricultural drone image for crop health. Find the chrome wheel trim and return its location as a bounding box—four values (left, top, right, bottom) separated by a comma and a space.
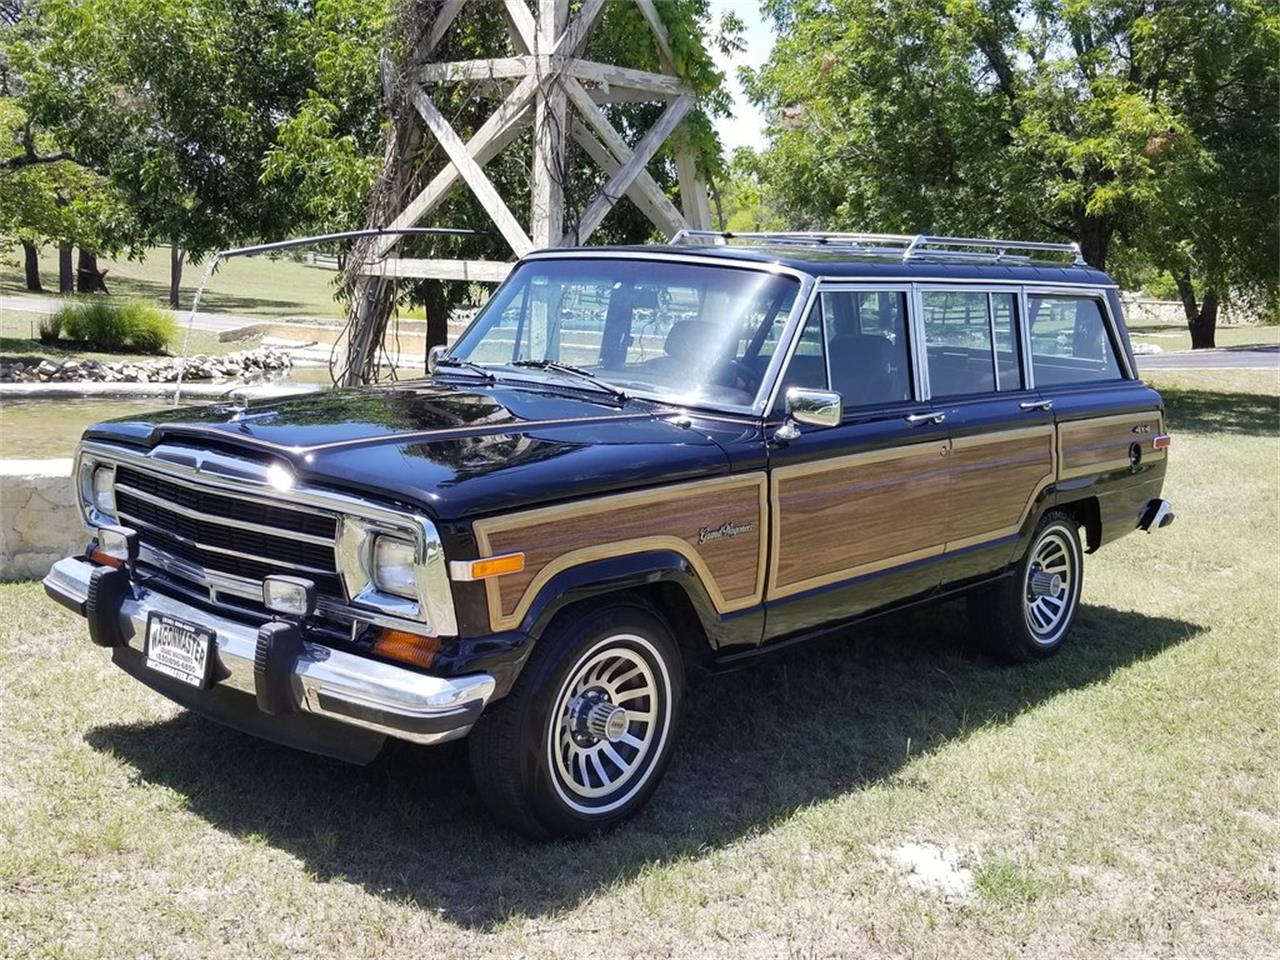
546, 633, 672, 816
1023, 525, 1080, 646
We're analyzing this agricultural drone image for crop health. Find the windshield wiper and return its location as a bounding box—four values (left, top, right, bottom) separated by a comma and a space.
433, 355, 496, 383
510, 360, 628, 402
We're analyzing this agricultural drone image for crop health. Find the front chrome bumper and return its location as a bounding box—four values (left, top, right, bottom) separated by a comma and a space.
43, 556, 495, 758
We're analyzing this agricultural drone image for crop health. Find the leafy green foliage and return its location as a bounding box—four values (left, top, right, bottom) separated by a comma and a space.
744, 0, 1278, 334
51, 298, 176, 352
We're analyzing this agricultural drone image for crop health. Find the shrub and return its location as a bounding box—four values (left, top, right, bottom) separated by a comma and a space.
37, 314, 62, 343
49, 299, 177, 353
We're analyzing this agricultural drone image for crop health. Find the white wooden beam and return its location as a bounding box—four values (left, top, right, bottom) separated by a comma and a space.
575, 93, 694, 243
676, 151, 712, 230
360, 258, 513, 283
569, 118, 685, 236
563, 78, 688, 239
412, 88, 534, 256
564, 59, 688, 99
424, 0, 469, 57
377, 74, 539, 258
632, 0, 677, 74
531, 0, 567, 248
420, 56, 530, 84
503, 0, 538, 53
552, 0, 607, 57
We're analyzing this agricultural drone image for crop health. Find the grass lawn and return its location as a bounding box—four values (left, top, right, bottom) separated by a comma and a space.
4, 244, 348, 320
1128, 321, 1280, 352
1, 369, 1276, 958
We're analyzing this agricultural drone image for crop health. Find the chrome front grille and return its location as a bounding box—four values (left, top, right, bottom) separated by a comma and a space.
111, 464, 347, 600
77, 440, 460, 637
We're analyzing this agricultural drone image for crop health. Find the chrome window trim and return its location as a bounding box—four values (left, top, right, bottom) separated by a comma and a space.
1019, 286, 1036, 390
77, 440, 458, 636
457, 250, 818, 418
986, 292, 1001, 392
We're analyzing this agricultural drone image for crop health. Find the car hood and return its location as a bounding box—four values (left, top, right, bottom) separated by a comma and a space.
82, 379, 736, 519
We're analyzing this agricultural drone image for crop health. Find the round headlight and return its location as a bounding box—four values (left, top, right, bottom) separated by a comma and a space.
372, 535, 417, 598
92, 465, 116, 517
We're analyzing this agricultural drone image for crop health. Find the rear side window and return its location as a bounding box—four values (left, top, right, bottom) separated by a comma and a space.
922, 291, 996, 397
1027, 295, 1124, 385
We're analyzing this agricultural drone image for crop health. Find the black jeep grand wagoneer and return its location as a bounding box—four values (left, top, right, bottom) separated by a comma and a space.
46, 232, 1174, 838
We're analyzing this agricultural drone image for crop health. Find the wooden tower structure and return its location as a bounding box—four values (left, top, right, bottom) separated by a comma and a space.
359, 0, 712, 288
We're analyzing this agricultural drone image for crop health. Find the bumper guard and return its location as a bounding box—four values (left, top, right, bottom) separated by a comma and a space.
43, 557, 495, 761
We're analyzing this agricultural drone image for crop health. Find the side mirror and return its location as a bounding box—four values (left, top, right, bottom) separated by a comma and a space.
775, 387, 842, 442
787, 387, 842, 427
427, 344, 448, 374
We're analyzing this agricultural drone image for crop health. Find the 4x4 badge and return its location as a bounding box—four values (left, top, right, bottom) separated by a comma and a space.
698, 521, 755, 544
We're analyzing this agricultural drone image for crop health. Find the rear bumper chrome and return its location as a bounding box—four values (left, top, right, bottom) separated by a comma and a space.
43, 556, 494, 757
1139, 498, 1175, 532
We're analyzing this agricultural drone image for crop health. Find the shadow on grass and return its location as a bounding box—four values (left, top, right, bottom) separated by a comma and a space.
85, 600, 1201, 930
1160, 386, 1279, 437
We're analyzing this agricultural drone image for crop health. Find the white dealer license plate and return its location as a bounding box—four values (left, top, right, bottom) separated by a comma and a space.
144, 613, 215, 689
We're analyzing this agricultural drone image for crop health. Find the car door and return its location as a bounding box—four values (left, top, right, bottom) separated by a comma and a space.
764, 284, 950, 639
918, 286, 1058, 584
1024, 288, 1167, 522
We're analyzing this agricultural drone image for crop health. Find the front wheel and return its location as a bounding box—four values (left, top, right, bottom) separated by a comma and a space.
468, 600, 684, 839
969, 511, 1083, 662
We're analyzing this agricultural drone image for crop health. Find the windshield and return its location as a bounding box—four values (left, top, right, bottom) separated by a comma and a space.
449, 257, 801, 410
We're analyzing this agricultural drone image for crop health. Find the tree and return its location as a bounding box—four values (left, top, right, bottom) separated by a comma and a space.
15, 0, 313, 307
1, 13, 137, 293
744, 0, 1279, 345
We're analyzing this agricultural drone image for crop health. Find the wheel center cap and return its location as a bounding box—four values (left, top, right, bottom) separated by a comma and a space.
1029, 570, 1063, 597
586, 702, 629, 743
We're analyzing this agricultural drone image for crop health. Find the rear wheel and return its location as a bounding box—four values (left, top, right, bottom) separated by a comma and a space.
969, 510, 1083, 662
468, 600, 684, 839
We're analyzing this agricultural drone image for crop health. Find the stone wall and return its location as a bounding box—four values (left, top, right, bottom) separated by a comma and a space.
0, 459, 85, 582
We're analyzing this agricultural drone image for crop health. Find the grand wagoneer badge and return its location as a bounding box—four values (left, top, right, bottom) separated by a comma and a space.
698, 520, 756, 544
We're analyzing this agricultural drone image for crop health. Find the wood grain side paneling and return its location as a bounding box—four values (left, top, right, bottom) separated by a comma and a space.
1059, 410, 1165, 479
947, 426, 1056, 549
473, 474, 767, 631
769, 441, 950, 599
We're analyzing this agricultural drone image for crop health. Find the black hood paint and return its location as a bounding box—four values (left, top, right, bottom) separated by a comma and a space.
83, 379, 738, 519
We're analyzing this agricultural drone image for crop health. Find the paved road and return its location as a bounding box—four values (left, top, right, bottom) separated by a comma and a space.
1136, 344, 1280, 372
0, 294, 257, 333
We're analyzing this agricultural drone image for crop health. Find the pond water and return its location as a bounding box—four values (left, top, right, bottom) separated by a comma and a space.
0, 398, 173, 459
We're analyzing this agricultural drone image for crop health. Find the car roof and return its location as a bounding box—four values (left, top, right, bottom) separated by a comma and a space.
528, 243, 1116, 288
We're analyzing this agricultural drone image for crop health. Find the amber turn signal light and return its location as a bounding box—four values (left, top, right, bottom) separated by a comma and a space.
448, 552, 526, 582
89, 548, 123, 569
372, 629, 441, 669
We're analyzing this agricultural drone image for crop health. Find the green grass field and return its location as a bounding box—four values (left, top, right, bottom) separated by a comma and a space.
4, 245, 347, 320
1128, 322, 1280, 352
1, 369, 1276, 959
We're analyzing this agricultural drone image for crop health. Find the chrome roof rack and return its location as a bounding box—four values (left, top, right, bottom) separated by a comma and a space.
669, 230, 1086, 266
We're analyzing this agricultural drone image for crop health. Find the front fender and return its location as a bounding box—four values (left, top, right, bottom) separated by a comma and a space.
433, 550, 745, 700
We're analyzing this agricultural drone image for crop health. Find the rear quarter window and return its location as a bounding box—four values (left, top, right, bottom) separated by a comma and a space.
1027, 294, 1125, 385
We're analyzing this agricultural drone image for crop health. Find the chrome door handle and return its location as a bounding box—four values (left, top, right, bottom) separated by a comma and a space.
905, 412, 946, 424
1020, 400, 1053, 411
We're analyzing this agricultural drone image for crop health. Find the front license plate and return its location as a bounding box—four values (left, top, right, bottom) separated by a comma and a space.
144, 613, 215, 689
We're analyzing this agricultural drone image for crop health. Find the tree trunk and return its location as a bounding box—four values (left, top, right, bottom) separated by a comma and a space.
76, 249, 103, 293
1174, 272, 1218, 349
423, 279, 450, 355
58, 245, 74, 294
21, 241, 43, 292
169, 245, 185, 309
1076, 213, 1112, 270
